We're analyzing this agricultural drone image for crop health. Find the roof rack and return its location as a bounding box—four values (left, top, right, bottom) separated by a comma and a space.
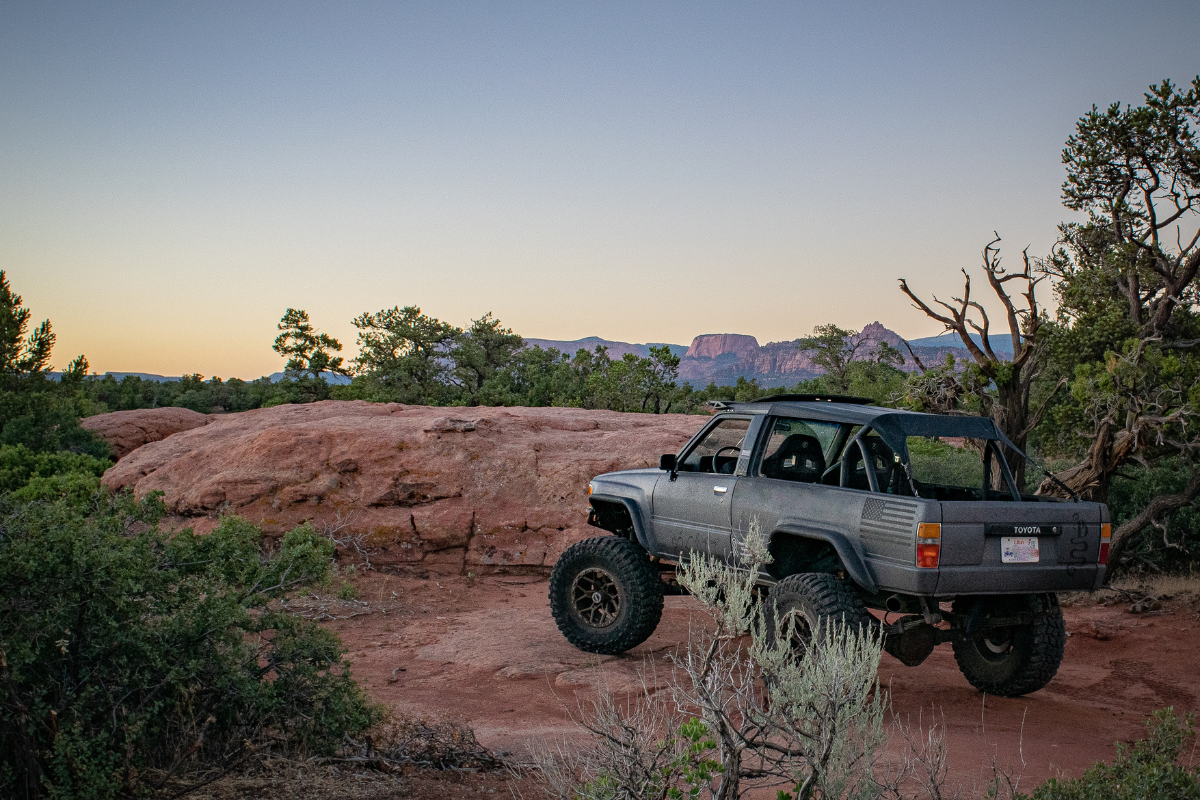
753, 394, 873, 405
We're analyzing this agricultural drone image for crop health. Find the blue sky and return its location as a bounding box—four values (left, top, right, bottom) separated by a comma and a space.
3, 1, 1198, 377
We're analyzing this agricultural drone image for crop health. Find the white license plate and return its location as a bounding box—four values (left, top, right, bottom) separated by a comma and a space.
1001, 537, 1040, 563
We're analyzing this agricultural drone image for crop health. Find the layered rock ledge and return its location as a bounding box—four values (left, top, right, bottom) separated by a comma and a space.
82, 407, 212, 459
98, 401, 705, 571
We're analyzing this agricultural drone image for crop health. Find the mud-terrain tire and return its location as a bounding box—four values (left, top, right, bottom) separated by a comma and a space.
951, 594, 1065, 697
549, 536, 664, 655
764, 573, 874, 654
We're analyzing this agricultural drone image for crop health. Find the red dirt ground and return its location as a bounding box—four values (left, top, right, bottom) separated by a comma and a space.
308, 570, 1200, 797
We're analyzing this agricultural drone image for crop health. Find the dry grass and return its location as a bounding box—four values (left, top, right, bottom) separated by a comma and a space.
1062, 570, 1200, 612
181, 761, 537, 800
1109, 571, 1200, 596
158, 715, 517, 800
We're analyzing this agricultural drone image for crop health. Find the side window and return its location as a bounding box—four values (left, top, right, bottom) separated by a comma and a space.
758, 417, 840, 483
679, 418, 752, 474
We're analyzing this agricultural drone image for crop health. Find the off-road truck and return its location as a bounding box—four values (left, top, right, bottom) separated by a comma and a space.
549, 395, 1109, 697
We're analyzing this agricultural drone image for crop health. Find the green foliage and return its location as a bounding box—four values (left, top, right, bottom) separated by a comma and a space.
451, 313, 525, 405
1107, 457, 1200, 571
0, 493, 378, 799
273, 308, 347, 379
906, 437, 984, 489
1021, 708, 1200, 800
798, 324, 860, 393
351, 305, 462, 403
0, 376, 111, 459
573, 714, 721, 800
0, 444, 108, 493
74, 372, 333, 415
0, 271, 55, 378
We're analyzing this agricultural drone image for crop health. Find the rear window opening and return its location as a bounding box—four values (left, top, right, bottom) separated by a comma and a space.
904, 436, 1017, 501
834, 433, 1023, 501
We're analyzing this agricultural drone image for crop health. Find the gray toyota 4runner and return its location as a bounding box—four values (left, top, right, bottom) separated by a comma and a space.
549, 395, 1110, 698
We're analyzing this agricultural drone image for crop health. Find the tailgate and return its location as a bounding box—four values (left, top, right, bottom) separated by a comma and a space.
935, 500, 1107, 595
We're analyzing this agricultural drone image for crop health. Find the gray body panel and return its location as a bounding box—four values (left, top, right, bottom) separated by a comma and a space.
652, 472, 739, 560
586, 401, 1109, 601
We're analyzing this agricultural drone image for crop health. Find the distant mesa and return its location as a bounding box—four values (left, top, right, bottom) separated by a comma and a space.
684, 334, 760, 361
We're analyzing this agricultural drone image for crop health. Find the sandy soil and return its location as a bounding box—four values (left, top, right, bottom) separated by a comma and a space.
291, 569, 1200, 798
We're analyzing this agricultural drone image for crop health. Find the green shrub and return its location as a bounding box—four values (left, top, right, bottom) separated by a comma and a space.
906, 436, 984, 489
1023, 708, 1200, 800
0, 492, 379, 799
1108, 457, 1200, 571
0, 380, 111, 460
0, 444, 109, 493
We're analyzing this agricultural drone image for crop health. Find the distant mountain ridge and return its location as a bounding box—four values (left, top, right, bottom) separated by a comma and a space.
902, 331, 1014, 355
523, 337, 690, 360
526, 322, 979, 387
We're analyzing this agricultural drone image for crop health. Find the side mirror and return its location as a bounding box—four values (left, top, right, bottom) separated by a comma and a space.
659, 453, 677, 471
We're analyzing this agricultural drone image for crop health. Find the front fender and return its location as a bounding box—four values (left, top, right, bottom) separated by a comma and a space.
589, 492, 656, 552
770, 519, 878, 594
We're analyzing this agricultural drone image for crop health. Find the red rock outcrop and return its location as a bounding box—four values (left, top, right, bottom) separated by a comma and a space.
82, 407, 212, 459
684, 333, 761, 361
101, 401, 705, 572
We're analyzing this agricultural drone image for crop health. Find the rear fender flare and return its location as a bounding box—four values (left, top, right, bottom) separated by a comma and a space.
589, 493, 655, 552
768, 521, 878, 594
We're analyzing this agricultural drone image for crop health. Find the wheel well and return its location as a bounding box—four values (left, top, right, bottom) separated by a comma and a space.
588, 500, 636, 540
767, 533, 845, 580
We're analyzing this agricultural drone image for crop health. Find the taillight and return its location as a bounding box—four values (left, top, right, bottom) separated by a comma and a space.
917, 523, 941, 569
1099, 523, 1111, 565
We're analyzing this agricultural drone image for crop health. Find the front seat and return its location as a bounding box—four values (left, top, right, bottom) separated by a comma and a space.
761, 434, 826, 483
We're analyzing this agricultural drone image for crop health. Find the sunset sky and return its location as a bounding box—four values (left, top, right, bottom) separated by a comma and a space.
3, 2, 1198, 378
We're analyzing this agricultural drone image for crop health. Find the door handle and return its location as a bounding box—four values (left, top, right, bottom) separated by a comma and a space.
713, 486, 728, 494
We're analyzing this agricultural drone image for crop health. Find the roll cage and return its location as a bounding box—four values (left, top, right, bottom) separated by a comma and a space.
678, 398, 1035, 502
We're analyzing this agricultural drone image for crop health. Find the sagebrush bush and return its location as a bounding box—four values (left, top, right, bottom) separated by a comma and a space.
0, 490, 379, 799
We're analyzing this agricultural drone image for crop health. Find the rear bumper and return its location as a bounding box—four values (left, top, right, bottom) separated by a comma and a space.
934, 564, 1103, 595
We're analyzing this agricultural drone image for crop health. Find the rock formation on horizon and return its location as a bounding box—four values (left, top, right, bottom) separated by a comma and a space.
523, 322, 966, 387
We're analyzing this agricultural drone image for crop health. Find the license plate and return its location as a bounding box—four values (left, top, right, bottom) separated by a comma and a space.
1001, 537, 1040, 563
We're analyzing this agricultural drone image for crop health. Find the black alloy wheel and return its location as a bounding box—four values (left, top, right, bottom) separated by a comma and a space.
549, 536, 664, 655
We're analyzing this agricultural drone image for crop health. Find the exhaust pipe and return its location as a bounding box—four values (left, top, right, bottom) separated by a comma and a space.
885, 594, 905, 613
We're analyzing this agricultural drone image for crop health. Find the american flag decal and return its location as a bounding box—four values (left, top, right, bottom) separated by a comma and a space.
859, 497, 919, 564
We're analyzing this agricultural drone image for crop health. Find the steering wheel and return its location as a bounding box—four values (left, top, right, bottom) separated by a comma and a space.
712, 445, 741, 473
821, 462, 842, 484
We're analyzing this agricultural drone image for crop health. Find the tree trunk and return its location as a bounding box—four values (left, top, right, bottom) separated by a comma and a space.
994, 382, 1030, 491
1036, 423, 1139, 501
714, 748, 741, 800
